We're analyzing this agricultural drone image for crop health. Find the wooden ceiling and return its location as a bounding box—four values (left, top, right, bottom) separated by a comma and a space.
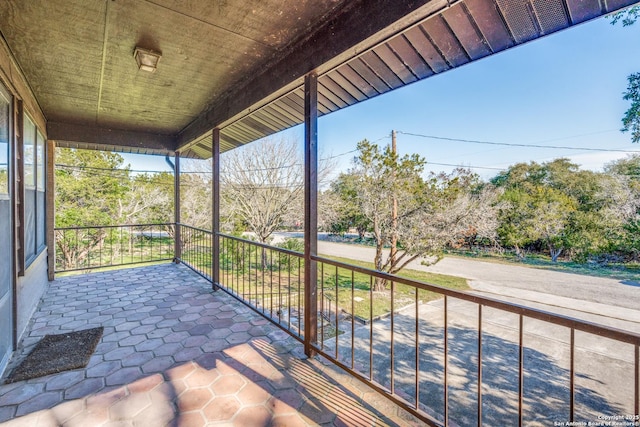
0, 0, 637, 158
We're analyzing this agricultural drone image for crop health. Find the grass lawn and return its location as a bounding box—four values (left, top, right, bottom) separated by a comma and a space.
217, 250, 470, 320
319, 256, 469, 320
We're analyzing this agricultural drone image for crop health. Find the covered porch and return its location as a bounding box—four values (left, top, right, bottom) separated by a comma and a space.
1, 0, 639, 425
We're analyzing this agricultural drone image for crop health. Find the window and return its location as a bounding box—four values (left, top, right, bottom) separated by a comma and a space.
23, 114, 46, 266
24, 116, 36, 262
36, 130, 45, 250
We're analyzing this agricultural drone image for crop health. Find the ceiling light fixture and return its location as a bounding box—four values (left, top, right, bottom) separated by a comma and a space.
133, 47, 161, 73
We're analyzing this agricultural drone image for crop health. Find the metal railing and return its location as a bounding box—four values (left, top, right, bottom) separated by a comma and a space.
218, 233, 305, 339
177, 223, 212, 281
309, 255, 640, 426
54, 223, 174, 273
60, 224, 640, 426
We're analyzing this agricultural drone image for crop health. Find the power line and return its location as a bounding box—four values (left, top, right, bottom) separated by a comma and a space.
56, 164, 176, 174
397, 131, 640, 153
427, 162, 504, 171
322, 149, 358, 160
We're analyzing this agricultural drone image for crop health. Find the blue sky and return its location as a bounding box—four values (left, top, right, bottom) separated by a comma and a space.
125, 13, 640, 180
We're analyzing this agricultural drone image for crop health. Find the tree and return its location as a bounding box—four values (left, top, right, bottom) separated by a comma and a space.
621, 73, 640, 143
491, 159, 637, 262
603, 155, 640, 259
605, 153, 640, 179
322, 173, 371, 238
55, 148, 131, 268
610, 5, 640, 26
118, 172, 173, 225
331, 140, 499, 291
180, 172, 212, 231
492, 161, 578, 261
347, 140, 427, 290
451, 185, 502, 251
220, 137, 304, 244
413, 170, 501, 257
55, 148, 130, 227
0, 168, 7, 194
611, 6, 640, 142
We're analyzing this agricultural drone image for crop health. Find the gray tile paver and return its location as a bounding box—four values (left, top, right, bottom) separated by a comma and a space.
0, 408, 13, 423
105, 367, 142, 387
64, 377, 106, 400
121, 351, 154, 367
173, 347, 203, 363
0, 263, 416, 426
104, 347, 137, 362
133, 338, 163, 352
15, 392, 61, 417
118, 335, 146, 347
140, 356, 174, 374
43, 371, 85, 391
171, 321, 196, 332
152, 342, 183, 357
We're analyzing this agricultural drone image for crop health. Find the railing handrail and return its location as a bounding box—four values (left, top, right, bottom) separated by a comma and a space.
55, 222, 175, 231
312, 253, 640, 345
218, 232, 304, 257
177, 222, 212, 234
54, 224, 640, 346
55, 223, 639, 424
54, 222, 176, 273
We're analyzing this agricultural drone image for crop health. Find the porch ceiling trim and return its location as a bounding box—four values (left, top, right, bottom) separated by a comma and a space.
48, 121, 176, 155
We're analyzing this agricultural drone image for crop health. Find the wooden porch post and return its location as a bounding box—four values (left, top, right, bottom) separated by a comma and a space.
45, 139, 55, 281
174, 152, 181, 263
211, 128, 220, 290
304, 72, 318, 357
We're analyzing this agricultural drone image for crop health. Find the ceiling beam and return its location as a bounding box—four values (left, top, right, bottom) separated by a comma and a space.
176, 0, 450, 149
47, 121, 176, 154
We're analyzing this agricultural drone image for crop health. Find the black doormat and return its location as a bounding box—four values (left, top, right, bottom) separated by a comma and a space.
5, 327, 104, 384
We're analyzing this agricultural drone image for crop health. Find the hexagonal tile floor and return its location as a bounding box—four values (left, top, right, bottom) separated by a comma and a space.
0, 263, 420, 426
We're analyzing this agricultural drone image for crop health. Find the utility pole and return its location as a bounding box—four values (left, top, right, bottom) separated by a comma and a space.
390, 130, 398, 270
